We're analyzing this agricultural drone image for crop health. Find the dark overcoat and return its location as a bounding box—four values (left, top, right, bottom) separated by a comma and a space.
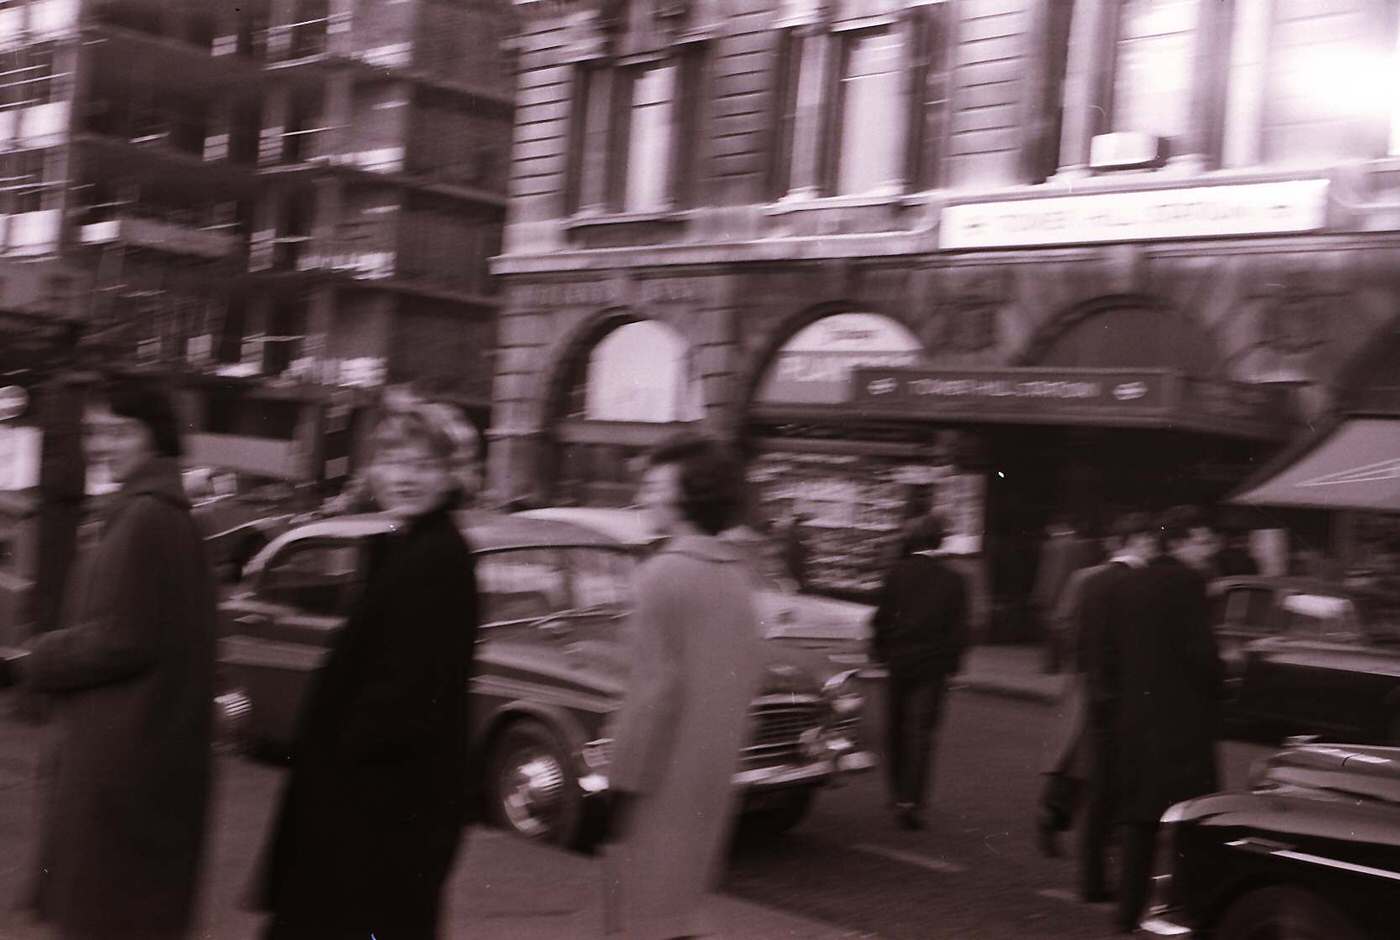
24, 456, 217, 937
1115, 556, 1224, 823
869, 552, 969, 680
253, 504, 478, 934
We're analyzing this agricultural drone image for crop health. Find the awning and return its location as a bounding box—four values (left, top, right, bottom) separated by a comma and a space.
1231, 418, 1400, 511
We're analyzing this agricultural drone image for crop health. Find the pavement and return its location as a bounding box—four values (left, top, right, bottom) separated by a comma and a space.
951, 644, 1067, 705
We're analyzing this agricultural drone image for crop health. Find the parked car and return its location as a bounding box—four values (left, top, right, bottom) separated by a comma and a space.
1209, 577, 1370, 674
1218, 580, 1400, 743
514, 507, 874, 669
1142, 738, 1400, 939
187, 470, 302, 583
216, 510, 876, 848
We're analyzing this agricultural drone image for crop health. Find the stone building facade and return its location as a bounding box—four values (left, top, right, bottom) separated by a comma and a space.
491, 0, 1400, 614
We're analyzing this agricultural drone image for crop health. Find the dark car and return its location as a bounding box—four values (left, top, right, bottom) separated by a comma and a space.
215, 510, 875, 848
1219, 580, 1400, 743
1209, 577, 1378, 675
1142, 739, 1400, 939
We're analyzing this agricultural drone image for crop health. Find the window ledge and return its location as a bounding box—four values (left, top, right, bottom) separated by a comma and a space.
763, 191, 905, 215
563, 209, 690, 231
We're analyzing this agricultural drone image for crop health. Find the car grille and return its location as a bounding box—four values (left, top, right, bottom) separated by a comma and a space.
587, 695, 827, 771
741, 696, 824, 770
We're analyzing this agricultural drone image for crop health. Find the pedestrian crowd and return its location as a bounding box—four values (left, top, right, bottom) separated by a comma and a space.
0, 370, 1233, 939
1036, 508, 1226, 934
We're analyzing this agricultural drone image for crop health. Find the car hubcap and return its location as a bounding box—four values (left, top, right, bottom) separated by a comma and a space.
501, 747, 565, 838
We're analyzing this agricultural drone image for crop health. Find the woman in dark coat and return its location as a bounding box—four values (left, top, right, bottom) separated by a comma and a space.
254, 409, 480, 940
17, 375, 217, 940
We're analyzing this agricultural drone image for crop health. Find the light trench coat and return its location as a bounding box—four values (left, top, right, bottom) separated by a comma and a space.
604, 535, 765, 939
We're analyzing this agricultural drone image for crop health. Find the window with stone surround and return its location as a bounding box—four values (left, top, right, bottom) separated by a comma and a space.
768, 0, 948, 200
561, 1, 709, 217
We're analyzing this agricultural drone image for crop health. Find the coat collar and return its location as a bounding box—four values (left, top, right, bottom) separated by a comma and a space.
112, 456, 190, 512
658, 533, 746, 565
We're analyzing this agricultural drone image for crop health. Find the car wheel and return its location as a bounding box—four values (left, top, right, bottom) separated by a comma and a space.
488, 720, 582, 847
740, 788, 815, 839
1217, 885, 1363, 940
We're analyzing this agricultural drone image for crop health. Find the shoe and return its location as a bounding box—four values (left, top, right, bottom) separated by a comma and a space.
1036, 813, 1061, 858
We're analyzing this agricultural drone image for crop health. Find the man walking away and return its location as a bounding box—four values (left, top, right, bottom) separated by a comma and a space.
1116, 507, 1224, 933
870, 516, 969, 831
1033, 517, 1101, 673
602, 433, 764, 939
1035, 518, 1131, 857
1074, 513, 1157, 904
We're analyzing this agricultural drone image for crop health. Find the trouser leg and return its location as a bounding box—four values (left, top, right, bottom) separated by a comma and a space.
1078, 726, 1116, 898
885, 676, 909, 805
1118, 821, 1159, 932
903, 678, 947, 811
1040, 772, 1079, 831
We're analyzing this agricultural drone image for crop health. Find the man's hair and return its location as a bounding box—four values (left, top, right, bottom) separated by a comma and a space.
902, 515, 947, 554
1158, 505, 1209, 548
93, 372, 184, 458
646, 431, 745, 536
1111, 511, 1156, 543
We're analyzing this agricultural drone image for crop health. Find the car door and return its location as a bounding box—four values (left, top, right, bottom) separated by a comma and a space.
1262, 593, 1364, 737
225, 538, 366, 745
1215, 585, 1277, 680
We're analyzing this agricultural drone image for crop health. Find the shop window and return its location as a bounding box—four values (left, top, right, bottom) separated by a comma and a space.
756, 312, 922, 406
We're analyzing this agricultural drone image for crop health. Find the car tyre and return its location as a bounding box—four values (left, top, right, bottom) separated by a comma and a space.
487, 720, 583, 848
1216, 885, 1363, 940
740, 788, 815, 839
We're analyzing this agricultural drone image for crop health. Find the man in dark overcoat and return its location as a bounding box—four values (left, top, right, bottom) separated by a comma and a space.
1072, 512, 1157, 904
253, 412, 479, 939
870, 515, 969, 831
13, 376, 217, 940
1115, 507, 1224, 933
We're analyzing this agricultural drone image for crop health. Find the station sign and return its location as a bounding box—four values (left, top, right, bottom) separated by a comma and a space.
851, 367, 1293, 441
940, 179, 1330, 249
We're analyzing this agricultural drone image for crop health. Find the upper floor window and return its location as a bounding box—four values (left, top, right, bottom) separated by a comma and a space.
563, 35, 704, 216
770, 2, 948, 200
1109, 0, 1201, 144
834, 27, 906, 196
622, 62, 679, 211
0, 45, 61, 111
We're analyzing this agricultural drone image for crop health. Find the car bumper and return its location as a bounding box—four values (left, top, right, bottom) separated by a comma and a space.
578, 748, 878, 801
1139, 911, 1194, 937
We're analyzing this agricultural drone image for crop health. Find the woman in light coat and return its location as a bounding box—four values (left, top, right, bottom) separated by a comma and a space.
603, 433, 764, 939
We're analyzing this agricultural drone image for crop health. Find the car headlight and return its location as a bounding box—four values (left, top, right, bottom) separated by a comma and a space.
822, 669, 864, 718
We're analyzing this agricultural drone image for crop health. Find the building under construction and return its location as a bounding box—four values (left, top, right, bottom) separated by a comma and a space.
0, 0, 514, 639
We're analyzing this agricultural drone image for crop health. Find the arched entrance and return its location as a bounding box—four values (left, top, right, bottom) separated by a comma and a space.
546, 316, 704, 506
743, 311, 979, 597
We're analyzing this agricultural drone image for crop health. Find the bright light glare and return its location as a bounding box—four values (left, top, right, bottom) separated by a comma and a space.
1280, 46, 1400, 133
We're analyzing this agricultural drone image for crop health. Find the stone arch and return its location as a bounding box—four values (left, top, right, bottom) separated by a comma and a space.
738, 301, 925, 409
536, 307, 706, 504
1015, 294, 1224, 376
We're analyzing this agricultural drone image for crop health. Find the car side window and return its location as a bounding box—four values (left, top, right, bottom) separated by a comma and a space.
1222, 588, 1272, 629
477, 549, 570, 624
565, 548, 636, 610
260, 540, 363, 617
1279, 593, 1361, 643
